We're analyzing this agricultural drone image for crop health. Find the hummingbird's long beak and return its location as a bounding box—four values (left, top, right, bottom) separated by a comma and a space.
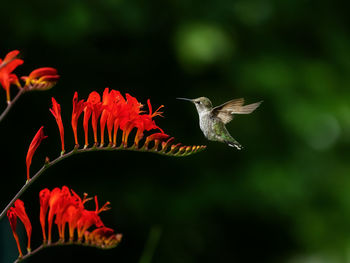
176, 97, 193, 102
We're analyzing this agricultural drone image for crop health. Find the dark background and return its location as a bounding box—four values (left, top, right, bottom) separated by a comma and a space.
1, 0, 350, 262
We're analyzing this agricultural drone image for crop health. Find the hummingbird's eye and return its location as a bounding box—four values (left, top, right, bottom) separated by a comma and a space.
196, 101, 201, 104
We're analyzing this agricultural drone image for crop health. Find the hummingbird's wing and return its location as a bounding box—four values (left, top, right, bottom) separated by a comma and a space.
212, 98, 262, 124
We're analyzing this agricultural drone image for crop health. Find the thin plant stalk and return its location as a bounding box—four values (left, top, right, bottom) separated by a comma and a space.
139, 226, 162, 263
0, 88, 25, 123
0, 143, 204, 220
13, 239, 110, 263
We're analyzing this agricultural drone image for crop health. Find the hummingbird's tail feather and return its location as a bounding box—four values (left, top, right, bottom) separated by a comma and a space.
238, 101, 263, 114
225, 140, 242, 150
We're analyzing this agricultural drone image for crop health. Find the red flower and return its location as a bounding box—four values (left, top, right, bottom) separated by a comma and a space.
109, 91, 126, 146
7, 208, 22, 257
63, 191, 85, 241
7, 199, 32, 255
76, 210, 103, 241
71, 92, 85, 146
99, 88, 110, 146
147, 99, 164, 119
55, 187, 78, 241
133, 99, 164, 146
39, 189, 51, 242
76, 196, 110, 241
21, 67, 59, 91
45, 188, 60, 243
46, 186, 71, 242
118, 93, 143, 147
50, 97, 65, 153
26, 126, 47, 181
100, 88, 114, 146
0, 50, 23, 103
83, 91, 102, 147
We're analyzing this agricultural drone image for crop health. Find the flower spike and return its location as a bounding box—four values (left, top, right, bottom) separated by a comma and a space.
7, 187, 121, 262
51, 89, 206, 155
38, 186, 121, 247
26, 126, 47, 181
50, 97, 65, 154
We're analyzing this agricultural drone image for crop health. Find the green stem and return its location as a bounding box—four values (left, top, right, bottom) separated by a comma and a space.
13, 240, 107, 263
14, 244, 45, 263
139, 226, 162, 263
0, 148, 74, 220
0, 88, 25, 123
0, 144, 205, 220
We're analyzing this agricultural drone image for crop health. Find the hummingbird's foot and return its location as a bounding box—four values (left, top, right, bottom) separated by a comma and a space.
225, 141, 242, 150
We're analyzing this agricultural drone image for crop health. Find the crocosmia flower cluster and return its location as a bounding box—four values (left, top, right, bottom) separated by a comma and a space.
40, 186, 121, 247
68, 88, 206, 152
7, 186, 121, 259
74, 88, 165, 148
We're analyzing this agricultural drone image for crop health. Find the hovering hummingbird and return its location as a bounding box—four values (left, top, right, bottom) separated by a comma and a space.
177, 97, 262, 149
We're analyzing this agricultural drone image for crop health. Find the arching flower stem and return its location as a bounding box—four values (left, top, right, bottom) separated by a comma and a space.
0, 143, 206, 220
13, 238, 121, 263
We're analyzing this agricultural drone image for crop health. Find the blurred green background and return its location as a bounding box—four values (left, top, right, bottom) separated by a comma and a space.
1, 0, 350, 262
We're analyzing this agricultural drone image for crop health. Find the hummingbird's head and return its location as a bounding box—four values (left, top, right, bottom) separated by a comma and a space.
177, 97, 213, 113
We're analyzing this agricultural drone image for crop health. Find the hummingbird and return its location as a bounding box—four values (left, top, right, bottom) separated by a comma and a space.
177, 97, 262, 149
